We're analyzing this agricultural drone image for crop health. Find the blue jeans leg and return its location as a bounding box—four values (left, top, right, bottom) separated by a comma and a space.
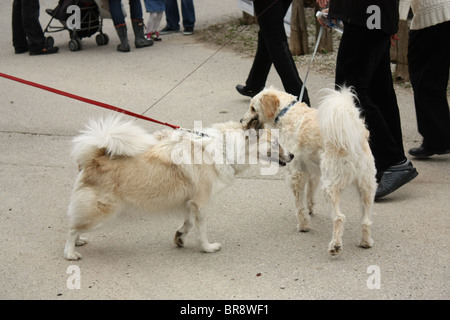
109, 0, 143, 26
181, 0, 195, 29
165, 0, 180, 30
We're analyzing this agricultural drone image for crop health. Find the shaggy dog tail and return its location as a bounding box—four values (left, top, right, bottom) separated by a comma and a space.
71, 116, 158, 167
317, 87, 367, 158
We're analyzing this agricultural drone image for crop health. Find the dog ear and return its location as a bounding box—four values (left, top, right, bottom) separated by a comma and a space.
261, 94, 279, 119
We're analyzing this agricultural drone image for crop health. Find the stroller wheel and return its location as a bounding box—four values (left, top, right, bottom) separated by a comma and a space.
96, 33, 109, 46
68, 39, 82, 51
45, 36, 55, 48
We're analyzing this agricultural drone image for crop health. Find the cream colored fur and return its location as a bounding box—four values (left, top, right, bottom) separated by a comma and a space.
64, 116, 292, 260
241, 87, 377, 255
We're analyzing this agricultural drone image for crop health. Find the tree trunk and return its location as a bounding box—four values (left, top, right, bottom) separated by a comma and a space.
390, 19, 410, 82
290, 0, 309, 55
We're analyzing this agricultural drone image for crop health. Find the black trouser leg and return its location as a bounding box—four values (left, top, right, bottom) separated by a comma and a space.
14, 0, 45, 52
12, 0, 28, 50
246, 0, 310, 105
336, 23, 405, 172
408, 21, 450, 150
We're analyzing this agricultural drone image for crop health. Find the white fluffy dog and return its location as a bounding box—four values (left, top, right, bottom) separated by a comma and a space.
240, 87, 377, 255
64, 116, 293, 260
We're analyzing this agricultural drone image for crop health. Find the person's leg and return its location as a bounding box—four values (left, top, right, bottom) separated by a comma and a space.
12, 0, 28, 53
109, 0, 130, 51
164, 0, 180, 30
256, 0, 310, 104
21, 0, 46, 53
336, 24, 405, 173
243, 28, 272, 92
108, 0, 126, 26
129, 0, 153, 48
408, 21, 450, 154
368, 38, 406, 166
128, 0, 143, 20
180, 0, 195, 30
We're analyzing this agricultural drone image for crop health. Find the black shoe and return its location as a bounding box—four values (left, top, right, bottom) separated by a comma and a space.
375, 160, 418, 200
408, 145, 450, 158
236, 84, 263, 98
14, 47, 28, 54
183, 27, 194, 35
29, 46, 59, 55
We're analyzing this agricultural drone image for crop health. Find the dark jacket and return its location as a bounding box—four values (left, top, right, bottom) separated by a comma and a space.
329, 0, 399, 35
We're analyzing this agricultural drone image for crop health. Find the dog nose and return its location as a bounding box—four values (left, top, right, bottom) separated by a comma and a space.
289, 152, 294, 161
240, 118, 243, 124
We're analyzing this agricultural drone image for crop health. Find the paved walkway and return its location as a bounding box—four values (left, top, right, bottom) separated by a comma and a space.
0, 0, 448, 300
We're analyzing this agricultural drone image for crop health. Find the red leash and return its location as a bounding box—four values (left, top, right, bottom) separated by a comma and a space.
0, 72, 180, 130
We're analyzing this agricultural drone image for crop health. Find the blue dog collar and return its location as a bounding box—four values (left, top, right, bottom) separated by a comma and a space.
274, 100, 297, 123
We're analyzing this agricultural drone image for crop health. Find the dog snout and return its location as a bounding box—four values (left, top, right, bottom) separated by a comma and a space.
278, 152, 294, 166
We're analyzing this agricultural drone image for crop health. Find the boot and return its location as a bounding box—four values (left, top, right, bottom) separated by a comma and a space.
115, 24, 130, 52
132, 20, 154, 48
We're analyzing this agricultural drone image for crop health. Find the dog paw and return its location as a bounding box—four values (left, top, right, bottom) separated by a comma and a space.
328, 243, 342, 256
297, 224, 310, 232
65, 251, 82, 261
174, 232, 184, 247
75, 237, 87, 246
359, 238, 374, 249
202, 242, 221, 253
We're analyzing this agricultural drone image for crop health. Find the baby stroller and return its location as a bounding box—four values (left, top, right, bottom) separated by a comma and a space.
44, 0, 109, 51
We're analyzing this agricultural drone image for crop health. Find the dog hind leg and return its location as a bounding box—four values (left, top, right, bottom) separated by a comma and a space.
358, 178, 376, 249
290, 171, 311, 232
174, 209, 194, 248
187, 200, 221, 253
64, 188, 118, 260
324, 183, 345, 256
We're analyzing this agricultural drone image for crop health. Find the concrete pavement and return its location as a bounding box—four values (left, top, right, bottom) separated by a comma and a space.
0, 0, 448, 300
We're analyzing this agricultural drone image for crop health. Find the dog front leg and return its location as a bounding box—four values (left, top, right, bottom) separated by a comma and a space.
290, 171, 311, 232
306, 175, 319, 215
187, 200, 221, 253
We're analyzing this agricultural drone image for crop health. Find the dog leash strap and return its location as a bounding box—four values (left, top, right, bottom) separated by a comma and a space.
0, 72, 180, 130
299, 26, 324, 103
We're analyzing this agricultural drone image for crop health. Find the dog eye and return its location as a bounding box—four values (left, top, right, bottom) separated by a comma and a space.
251, 106, 256, 112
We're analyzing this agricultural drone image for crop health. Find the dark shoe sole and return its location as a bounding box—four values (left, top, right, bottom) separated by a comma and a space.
408, 147, 450, 158
236, 85, 262, 98
375, 168, 418, 200
29, 47, 59, 55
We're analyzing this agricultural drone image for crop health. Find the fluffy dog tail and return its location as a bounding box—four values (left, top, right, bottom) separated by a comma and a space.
71, 116, 158, 167
317, 87, 367, 158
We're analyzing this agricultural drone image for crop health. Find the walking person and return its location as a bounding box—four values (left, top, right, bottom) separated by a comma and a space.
402, 0, 450, 158
236, 0, 311, 105
318, 0, 418, 199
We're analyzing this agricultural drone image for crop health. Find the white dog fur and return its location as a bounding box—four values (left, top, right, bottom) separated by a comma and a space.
241, 87, 377, 255
64, 116, 293, 260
